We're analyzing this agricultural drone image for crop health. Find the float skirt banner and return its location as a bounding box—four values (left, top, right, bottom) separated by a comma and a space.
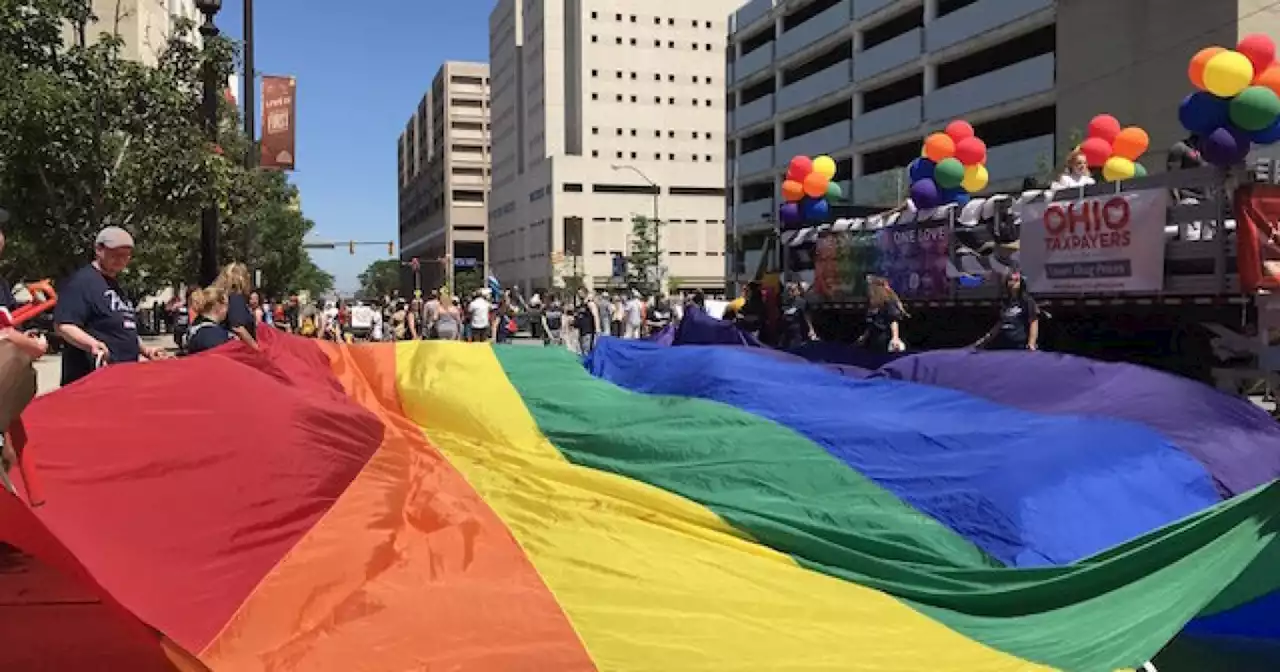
1234, 183, 1280, 293
813, 220, 950, 300
1020, 189, 1168, 293
259, 75, 296, 171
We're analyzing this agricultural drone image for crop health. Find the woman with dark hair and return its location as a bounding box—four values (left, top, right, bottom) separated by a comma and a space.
857, 276, 907, 352
973, 270, 1039, 351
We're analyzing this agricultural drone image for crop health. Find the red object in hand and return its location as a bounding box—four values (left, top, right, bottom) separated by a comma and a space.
0, 280, 58, 329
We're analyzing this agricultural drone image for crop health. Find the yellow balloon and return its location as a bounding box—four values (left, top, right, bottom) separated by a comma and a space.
812, 155, 836, 179
1203, 50, 1255, 97
1102, 156, 1136, 182
960, 164, 988, 193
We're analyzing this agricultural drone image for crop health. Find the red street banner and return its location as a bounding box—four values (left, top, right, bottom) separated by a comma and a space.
1234, 184, 1280, 293
260, 76, 296, 171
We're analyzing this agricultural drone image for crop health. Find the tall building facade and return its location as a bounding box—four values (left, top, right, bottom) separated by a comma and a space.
397, 62, 492, 294
73, 0, 202, 65
488, 0, 742, 296
725, 0, 1280, 286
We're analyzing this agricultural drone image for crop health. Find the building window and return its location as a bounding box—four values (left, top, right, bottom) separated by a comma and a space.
591, 69, 598, 77
616, 151, 623, 158
668, 97, 675, 104
691, 75, 698, 83
654, 96, 661, 104
563, 183, 584, 192
705, 20, 712, 28
692, 19, 698, 27
655, 153, 662, 160
654, 17, 660, 25
693, 43, 699, 50
615, 13, 621, 20
630, 151, 637, 159
591, 127, 599, 134
591, 92, 598, 100
615, 37, 622, 44
706, 100, 713, 106
669, 153, 675, 160
692, 99, 699, 106
654, 73, 661, 81
706, 155, 713, 162
693, 155, 699, 162
654, 39, 661, 47
668, 130, 675, 138
668, 18, 674, 25
615, 93, 623, 101
705, 76, 713, 84
630, 15, 636, 22
654, 130, 661, 137
592, 150, 599, 157
591, 11, 597, 18
668, 40, 675, 48
668, 74, 675, 82
616, 70, 622, 78
630, 128, 637, 136
630, 37, 637, 45
630, 95, 637, 102
616, 128, 623, 135
692, 131, 699, 139
630, 72, 637, 80
591, 35, 597, 42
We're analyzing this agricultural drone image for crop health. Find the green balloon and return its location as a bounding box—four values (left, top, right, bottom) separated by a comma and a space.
934, 158, 965, 189
1133, 162, 1148, 178
825, 181, 843, 201
1229, 86, 1280, 132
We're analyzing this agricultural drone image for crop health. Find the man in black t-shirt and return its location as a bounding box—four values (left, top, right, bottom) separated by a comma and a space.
54, 227, 170, 385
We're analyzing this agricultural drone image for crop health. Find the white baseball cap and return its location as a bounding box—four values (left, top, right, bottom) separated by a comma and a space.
95, 226, 135, 249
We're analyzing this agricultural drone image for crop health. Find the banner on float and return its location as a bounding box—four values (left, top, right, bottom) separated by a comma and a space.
813, 220, 951, 300
260, 75, 297, 171
1020, 190, 1168, 293
1234, 183, 1280, 293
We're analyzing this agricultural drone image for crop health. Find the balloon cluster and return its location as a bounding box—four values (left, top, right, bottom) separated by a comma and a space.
905, 120, 989, 209
1078, 114, 1150, 181
1179, 34, 1280, 167
779, 155, 843, 226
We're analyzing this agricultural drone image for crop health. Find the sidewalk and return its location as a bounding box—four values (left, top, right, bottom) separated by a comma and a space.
35, 335, 176, 396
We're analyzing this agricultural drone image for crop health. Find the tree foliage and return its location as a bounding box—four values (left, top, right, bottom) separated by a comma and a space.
0, 0, 324, 298
451, 268, 484, 301
627, 215, 662, 296
356, 258, 400, 300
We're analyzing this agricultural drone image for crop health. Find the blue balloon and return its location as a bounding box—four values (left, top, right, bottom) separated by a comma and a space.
1251, 117, 1280, 145
908, 157, 936, 182
1179, 92, 1231, 135
940, 187, 970, 206
802, 197, 830, 222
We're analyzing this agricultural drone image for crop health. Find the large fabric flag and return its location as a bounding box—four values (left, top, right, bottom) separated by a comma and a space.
1, 330, 1277, 671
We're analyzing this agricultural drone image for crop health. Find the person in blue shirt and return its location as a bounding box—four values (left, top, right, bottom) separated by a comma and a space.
53, 227, 170, 385
184, 287, 234, 355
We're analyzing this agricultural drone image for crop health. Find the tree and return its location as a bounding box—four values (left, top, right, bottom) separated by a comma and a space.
627, 215, 662, 296
0, 2, 320, 299
451, 268, 484, 301
870, 168, 908, 208
357, 259, 400, 300
290, 258, 334, 298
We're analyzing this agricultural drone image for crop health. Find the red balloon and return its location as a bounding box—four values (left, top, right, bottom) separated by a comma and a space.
944, 120, 975, 143
787, 156, 813, 181
1080, 137, 1113, 168
954, 137, 987, 166
1087, 114, 1122, 143
1238, 34, 1277, 77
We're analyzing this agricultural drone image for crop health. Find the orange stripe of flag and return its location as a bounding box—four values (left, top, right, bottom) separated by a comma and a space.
198, 343, 595, 671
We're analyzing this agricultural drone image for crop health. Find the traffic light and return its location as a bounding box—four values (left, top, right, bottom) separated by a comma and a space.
388, 241, 394, 255
348, 241, 355, 255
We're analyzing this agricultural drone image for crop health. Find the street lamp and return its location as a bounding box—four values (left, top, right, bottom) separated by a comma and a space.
610, 164, 663, 292
195, 0, 222, 285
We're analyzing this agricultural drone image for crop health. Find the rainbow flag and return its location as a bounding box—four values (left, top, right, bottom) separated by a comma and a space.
2, 332, 1277, 671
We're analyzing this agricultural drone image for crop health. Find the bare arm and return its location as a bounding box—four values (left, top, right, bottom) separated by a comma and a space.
231, 326, 260, 350
56, 323, 103, 354
1027, 318, 1040, 350
0, 329, 48, 359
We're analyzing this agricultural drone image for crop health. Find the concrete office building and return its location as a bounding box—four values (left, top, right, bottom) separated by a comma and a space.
70, 0, 202, 65
725, 0, 1279, 284
487, 0, 742, 295
397, 62, 492, 293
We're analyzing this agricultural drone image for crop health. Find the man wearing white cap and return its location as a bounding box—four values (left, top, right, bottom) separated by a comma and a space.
53, 226, 169, 385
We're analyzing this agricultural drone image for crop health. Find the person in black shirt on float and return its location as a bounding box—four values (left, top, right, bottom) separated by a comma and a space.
184, 287, 234, 355
54, 227, 171, 385
973, 270, 1039, 351
779, 282, 816, 349
858, 276, 907, 352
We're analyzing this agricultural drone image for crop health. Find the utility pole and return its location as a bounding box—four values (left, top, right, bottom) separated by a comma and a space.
243, 0, 257, 268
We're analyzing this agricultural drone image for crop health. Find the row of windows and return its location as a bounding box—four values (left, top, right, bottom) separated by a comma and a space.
590, 92, 716, 107
592, 128, 716, 141
590, 150, 717, 163
591, 12, 716, 30
591, 35, 717, 51
592, 70, 715, 86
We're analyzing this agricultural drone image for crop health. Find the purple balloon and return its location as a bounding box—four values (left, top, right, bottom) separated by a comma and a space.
779, 202, 802, 225
1201, 126, 1252, 167
1179, 92, 1230, 135
909, 178, 940, 208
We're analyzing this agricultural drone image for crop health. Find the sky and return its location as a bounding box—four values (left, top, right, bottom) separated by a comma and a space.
213, 0, 491, 293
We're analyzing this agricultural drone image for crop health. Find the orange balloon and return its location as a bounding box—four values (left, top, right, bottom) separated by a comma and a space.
923, 133, 956, 162
1112, 127, 1150, 161
802, 172, 829, 199
1189, 46, 1226, 90
781, 179, 804, 202
1256, 63, 1280, 96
